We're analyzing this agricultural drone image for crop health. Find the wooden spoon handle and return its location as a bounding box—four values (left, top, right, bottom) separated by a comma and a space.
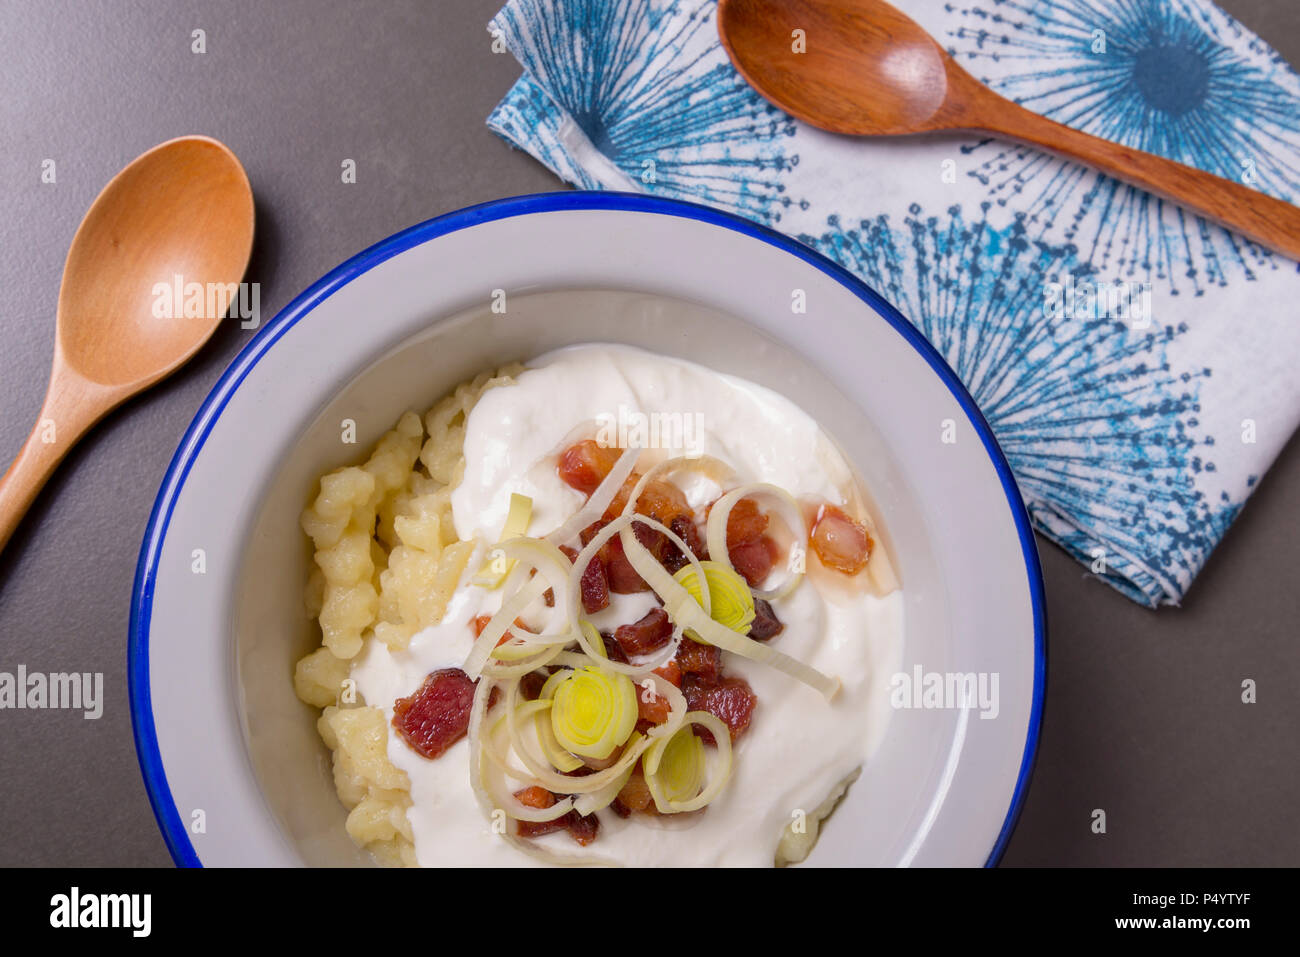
972, 96, 1300, 261
0, 368, 113, 556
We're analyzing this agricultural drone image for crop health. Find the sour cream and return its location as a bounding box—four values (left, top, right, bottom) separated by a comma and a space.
351, 344, 903, 866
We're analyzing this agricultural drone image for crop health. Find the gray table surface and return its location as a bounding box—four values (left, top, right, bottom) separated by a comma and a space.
1, 0, 1297, 867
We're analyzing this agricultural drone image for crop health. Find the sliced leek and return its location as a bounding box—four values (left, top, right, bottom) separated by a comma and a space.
644, 711, 734, 814
618, 516, 840, 700
474, 493, 534, 587
565, 514, 690, 677
646, 724, 704, 805
464, 537, 577, 677
479, 642, 568, 680
572, 752, 638, 817
463, 573, 550, 678
619, 454, 736, 518
580, 620, 609, 660
457, 447, 847, 863
674, 561, 756, 636
524, 697, 583, 773
550, 666, 638, 759
545, 445, 640, 546
499, 678, 655, 794
704, 483, 807, 601
486, 537, 577, 641
468, 678, 574, 824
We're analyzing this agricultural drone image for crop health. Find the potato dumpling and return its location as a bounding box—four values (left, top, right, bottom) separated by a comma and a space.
293, 368, 519, 866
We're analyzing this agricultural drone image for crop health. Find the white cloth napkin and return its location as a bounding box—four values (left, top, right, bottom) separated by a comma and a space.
486, 0, 1300, 606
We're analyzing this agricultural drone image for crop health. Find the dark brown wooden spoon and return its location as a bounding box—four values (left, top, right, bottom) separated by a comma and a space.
717, 0, 1300, 259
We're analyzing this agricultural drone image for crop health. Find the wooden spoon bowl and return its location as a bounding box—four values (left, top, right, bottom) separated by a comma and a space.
720, 0, 956, 135
0, 136, 255, 555
717, 0, 1300, 258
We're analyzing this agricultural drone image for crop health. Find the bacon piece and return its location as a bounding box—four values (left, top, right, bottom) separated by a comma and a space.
635, 660, 679, 726
584, 508, 702, 582
560, 543, 610, 613
639, 478, 691, 526
607, 476, 691, 528
605, 474, 694, 575
519, 670, 547, 701
514, 818, 567, 839
515, 786, 555, 809
558, 441, 688, 524
625, 483, 696, 574
704, 495, 778, 585
579, 554, 611, 612
513, 787, 566, 839
810, 503, 872, 576
637, 682, 672, 725
632, 521, 672, 563
599, 630, 629, 664
616, 769, 655, 814
613, 607, 673, 657
578, 520, 653, 593
513, 787, 601, 845
683, 675, 757, 744
663, 515, 707, 573
675, 638, 722, 685
747, 598, 784, 641
652, 660, 682, 688
605, 555, 648, 592
724, 497, 769, 547
392, 668, 477, 759
729, 536, 779, 587
566, 812, 600, 846
599, 532, 650, 594
557, 440, 622, 495
563, 451, 696, 583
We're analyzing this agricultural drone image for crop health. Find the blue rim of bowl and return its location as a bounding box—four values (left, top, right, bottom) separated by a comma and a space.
128, 190, 1047, 869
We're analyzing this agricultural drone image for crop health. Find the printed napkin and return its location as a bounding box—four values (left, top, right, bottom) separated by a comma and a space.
485, 0, 1300, 607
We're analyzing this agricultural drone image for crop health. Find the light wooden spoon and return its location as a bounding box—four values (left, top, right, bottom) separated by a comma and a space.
717, 0, 1300, 259
0, 135, 254, 555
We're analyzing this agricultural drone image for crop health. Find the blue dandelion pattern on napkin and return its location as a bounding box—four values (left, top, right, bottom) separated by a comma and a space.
801, 206, 1219, 603
489, 0, 804, 222
946, 0, 1300, 294
487, 0, 1300, 606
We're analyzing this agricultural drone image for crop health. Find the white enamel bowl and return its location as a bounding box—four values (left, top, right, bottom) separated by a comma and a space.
129, 192, 1046, 867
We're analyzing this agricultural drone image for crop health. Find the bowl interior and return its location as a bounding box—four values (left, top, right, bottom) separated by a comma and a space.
235, 287, 953, 866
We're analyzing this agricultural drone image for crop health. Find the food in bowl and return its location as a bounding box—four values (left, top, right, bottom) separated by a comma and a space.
292, 344, 902, 866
